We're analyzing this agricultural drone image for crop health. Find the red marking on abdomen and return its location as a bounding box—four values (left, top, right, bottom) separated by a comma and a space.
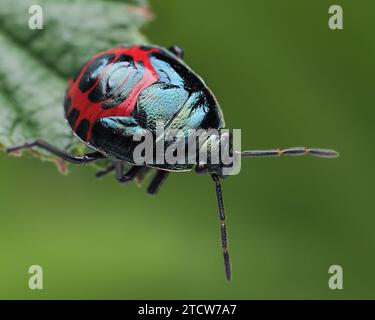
66, 46, 159, 142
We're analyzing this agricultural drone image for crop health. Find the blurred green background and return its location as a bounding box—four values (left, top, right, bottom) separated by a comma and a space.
0, 0, 374, 299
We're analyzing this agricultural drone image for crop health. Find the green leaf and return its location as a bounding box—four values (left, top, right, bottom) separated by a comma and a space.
0, 0, 152, 171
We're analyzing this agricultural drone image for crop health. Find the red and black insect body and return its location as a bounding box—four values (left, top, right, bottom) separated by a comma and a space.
7, 45, 339, 282
65, 45, 224, 170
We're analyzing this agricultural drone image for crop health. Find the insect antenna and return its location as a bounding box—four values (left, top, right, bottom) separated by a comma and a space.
238, 147, 339, 158
211, 173, 232, 282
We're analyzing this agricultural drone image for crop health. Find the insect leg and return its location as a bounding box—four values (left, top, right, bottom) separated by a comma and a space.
239, 147, 338, 158
195, 164, 208, 175
7, 139, 105, 164
147, 170, 169, 195
211, 173, 232, 282
114, 161, 143, 184
95, 163, 116, 178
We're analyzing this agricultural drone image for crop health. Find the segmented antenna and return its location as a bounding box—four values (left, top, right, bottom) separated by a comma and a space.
238, 147, 339, 158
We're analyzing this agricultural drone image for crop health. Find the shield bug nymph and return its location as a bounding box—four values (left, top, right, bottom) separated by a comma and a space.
7, 45, 339, 281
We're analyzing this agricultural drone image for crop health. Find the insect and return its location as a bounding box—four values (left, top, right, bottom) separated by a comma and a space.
7, 45, 338, 281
